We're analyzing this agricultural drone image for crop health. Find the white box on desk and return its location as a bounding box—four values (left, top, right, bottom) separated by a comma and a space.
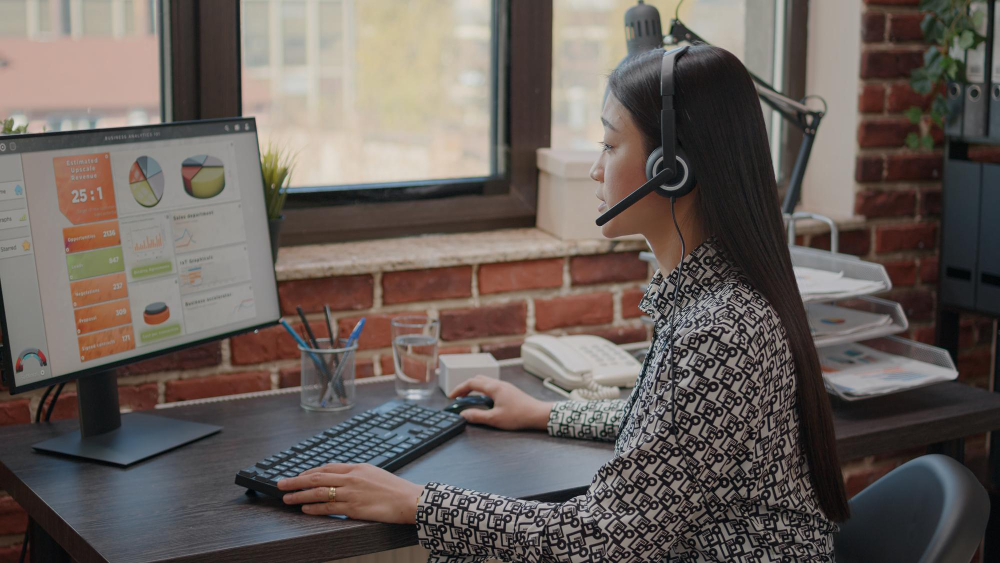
439, 353, 500, 396
536, 148, 643, 241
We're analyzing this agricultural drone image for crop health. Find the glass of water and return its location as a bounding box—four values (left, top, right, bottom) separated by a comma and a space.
391, 315, 440, 400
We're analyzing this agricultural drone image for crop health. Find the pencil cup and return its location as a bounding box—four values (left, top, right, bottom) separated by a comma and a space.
299, 338, 357, 412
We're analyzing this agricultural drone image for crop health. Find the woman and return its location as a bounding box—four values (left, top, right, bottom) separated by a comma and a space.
278, 44, 849, 562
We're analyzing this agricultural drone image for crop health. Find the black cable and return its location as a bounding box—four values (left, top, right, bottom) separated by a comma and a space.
35, 386, 53, 424
44, 382, 66, 423
666, 197, 718, 525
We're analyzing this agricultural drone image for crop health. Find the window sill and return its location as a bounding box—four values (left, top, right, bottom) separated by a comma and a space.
274, 228, 649, 281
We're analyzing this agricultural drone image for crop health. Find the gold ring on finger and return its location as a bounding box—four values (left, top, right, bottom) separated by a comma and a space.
327, 486, 337, 502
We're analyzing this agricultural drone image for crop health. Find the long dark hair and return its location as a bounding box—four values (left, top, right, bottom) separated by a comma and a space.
608, 45, 849, 522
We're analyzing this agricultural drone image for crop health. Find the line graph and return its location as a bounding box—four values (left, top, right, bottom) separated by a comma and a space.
174, 228, 195, 248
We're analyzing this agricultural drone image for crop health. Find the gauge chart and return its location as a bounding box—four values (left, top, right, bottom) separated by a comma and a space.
129, 156, 164, 207
181, 155, 226, 199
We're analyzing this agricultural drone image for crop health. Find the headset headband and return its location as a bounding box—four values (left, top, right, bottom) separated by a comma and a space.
659, 46, 687, 182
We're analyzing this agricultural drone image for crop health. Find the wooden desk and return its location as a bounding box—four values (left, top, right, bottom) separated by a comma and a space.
2, 365, 1000, 563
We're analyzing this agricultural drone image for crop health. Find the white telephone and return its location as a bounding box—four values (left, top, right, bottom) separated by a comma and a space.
521, 335, 642, 400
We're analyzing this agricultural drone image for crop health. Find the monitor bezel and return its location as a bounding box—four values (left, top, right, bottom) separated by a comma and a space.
0, 117, 282, 395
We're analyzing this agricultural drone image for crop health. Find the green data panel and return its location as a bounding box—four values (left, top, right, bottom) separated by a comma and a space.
132, 260, 173, 279
67, 247, 125, 281
139, 323, 181, 344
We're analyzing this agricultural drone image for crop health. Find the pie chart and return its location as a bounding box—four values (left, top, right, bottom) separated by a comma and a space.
181, 155, 225, 199
129, 156, 164, 207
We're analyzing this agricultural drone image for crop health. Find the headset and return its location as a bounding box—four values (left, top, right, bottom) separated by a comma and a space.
595, 46, 696, 228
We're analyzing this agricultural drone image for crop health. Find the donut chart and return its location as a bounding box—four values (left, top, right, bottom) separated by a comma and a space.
15, 347, 47, 373
181, 155, 225, 199
129, 156, 164, 207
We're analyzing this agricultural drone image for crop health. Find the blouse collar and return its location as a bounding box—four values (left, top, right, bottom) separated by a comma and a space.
637, 236, 734, 325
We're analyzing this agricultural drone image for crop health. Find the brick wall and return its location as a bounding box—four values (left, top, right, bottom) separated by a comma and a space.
0, 250, 651, 559
813, 0, 995, 524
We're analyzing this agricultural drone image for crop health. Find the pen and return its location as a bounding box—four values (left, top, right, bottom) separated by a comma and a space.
323, 305, 335, 348
321, 318, 365, 407
296, 306, 321, 350
279, 319, 333, 388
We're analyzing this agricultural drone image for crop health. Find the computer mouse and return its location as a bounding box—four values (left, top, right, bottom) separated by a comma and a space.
443, 395, 494, 414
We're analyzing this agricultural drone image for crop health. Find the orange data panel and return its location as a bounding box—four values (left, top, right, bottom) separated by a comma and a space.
53, 153, 118, 225
70, 272, 129, 307
78, 325, 135, 362
63, 220, 121, 254
74, 299, 132, 335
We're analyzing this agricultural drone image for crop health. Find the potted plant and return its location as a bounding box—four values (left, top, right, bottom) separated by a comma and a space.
1, 118, 27, 135
261, 141, 295, 263
905, 0, 985, 148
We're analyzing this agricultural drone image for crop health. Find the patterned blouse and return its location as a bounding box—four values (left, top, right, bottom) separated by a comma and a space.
415, 238, 837, 562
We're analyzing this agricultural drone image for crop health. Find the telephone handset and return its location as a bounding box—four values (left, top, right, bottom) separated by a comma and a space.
521, 334, 643, 400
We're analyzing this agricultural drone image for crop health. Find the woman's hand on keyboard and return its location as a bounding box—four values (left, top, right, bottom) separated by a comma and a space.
448, 376, 553, 431
278, 463, 425, 524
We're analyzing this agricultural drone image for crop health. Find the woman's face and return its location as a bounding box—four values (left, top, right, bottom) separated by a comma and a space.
590, 93, 669, 239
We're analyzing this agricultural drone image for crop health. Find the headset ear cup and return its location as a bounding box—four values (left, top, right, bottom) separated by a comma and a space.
647, 147, 696, 198
670, 147, 696, 197
645, 146, 663, 181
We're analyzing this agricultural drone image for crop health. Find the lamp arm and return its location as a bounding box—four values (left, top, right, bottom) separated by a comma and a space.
665, 17, 823, 212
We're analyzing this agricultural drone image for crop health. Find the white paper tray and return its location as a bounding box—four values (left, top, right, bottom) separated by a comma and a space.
824, 335, 958, 402
790, 245, 892, 302
811, 296, 909, 348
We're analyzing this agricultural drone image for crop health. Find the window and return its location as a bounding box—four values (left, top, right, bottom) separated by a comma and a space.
551, 0, 794, 183
8, 1, 802, 243
0, 0, 162, 133
240, 0, 497, 189
0, 0, 28, 36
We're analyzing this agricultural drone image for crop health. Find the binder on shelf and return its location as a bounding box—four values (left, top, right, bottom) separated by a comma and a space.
990, 0, 1000, 138
947, 36, 966, 137
941, 159, 981, 310
977, 164, 1000, 314
963, 0, 990, 138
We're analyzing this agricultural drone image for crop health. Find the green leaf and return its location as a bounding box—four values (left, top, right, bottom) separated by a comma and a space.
912, 74, 934, 94
922, 14, 945, 42
905, 132, 922, 149
920, 135, 935, 150
945, 58, 962, 81
931, 94, 949, 116
924, 45, 942, 66
959, 29, 975, 50
905, 106, 924, 123
921, 0, 949, 13
973, 10, 986, 30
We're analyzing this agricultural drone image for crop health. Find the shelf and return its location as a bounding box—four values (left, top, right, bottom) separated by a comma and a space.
810, 296, 909, 348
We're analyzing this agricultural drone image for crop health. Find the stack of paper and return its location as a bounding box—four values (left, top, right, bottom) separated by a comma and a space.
794, 266, 887, 302
818, 343, 958, 400
807, 303, 894, 339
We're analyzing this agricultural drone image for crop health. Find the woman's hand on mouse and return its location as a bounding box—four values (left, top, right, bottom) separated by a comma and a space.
449, 376, 553, 431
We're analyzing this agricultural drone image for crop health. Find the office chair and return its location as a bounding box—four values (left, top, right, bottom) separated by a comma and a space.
834, 454, 991, 563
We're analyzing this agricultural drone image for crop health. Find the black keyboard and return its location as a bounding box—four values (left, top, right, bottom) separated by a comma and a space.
236, 400, 466, 498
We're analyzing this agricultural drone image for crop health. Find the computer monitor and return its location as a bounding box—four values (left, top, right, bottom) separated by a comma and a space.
0, 118, 281, 465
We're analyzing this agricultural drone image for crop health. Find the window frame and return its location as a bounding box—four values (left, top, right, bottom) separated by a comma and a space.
163, 0, 805, 245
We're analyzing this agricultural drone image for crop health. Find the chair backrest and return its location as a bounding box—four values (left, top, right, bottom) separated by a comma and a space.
834, 454, 991, 563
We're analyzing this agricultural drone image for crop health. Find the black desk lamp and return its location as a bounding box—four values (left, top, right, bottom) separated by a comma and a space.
623, 1, 825, 213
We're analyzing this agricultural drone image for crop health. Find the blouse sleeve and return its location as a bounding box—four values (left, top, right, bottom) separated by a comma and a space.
415, 325, 764, 562
546, 399, 625, 442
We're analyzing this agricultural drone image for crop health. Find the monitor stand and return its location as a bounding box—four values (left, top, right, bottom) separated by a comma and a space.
33, 371, 221, 467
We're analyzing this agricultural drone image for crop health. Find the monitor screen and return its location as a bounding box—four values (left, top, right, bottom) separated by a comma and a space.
0, 119, 281, 393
